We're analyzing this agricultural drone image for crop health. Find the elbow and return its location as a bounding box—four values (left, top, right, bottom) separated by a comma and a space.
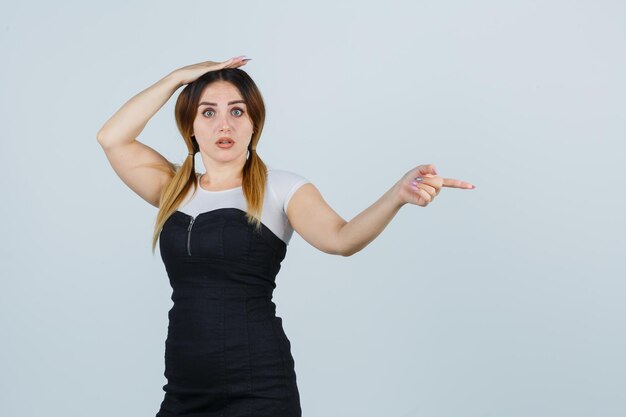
340, 247, 359, 257
96, 124, 114, 145
335, 223, 358, 257
337, 243, 358, 257
96, 130, 117, 150
96, 129, 107, 145
320, 242, 355, 257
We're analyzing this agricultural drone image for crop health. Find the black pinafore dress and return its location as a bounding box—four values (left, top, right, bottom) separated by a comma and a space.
155, 207, 301, 417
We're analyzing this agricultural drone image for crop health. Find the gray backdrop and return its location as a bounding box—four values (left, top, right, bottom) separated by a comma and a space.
1, 1, 624, 416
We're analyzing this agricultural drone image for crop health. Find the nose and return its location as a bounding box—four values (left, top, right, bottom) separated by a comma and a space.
217, 113, 232, 132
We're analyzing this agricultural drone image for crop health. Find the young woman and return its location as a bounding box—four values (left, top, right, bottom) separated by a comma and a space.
96, 55, 475, 417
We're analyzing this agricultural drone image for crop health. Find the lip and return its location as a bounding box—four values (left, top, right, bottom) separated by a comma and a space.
215, 137, 234, 144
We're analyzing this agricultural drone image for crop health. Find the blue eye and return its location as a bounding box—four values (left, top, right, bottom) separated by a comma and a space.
232, 108, 244, 116
202, 109, 215, 117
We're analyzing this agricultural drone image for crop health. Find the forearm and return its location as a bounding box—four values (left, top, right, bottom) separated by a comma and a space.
338, 182, 405, 256
96, 72, 182, 147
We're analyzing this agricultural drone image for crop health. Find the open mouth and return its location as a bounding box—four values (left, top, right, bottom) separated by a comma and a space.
216, 138, 235, 148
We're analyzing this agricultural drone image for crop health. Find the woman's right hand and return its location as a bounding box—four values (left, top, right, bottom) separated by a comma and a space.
171, 55, 251, 86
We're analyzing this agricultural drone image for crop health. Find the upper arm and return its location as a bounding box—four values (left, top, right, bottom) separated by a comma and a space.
286, 183, 348, 255
97, 139, 175, 208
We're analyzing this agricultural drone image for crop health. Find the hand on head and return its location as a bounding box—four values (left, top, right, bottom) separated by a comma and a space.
172, 55, 252, 86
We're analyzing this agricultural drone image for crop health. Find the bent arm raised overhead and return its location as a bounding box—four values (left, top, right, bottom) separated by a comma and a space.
96, 57, 251, 207
96, 72, 183, 207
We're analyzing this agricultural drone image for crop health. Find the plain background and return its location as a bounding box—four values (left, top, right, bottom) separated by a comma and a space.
1, 1, 624, 416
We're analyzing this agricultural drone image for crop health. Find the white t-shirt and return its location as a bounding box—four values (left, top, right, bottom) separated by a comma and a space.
178, 166, 311, 245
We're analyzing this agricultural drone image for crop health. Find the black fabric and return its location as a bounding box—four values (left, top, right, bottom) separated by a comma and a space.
156, 208, 301, 417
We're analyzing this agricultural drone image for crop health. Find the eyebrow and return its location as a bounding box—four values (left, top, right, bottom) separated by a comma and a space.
198, 100, 246, 107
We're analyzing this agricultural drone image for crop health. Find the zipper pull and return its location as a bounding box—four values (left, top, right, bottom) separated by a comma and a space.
188, 217, 195, 231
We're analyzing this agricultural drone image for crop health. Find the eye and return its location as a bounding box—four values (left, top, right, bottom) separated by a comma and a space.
231, 107, 244, 117
202, 109, 215, 117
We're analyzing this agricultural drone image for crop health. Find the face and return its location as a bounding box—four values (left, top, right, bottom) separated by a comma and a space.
192, 81, 254, 163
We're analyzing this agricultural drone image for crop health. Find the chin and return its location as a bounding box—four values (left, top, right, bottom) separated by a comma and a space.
213, 152, 246, 162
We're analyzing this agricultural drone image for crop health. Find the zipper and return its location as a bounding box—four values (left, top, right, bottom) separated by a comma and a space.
186, 216, 195, 256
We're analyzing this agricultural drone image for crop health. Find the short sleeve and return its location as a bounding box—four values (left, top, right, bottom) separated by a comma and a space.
267, 169, 311, 214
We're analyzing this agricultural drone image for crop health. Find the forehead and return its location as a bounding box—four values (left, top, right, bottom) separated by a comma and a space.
199, 81, 244, 103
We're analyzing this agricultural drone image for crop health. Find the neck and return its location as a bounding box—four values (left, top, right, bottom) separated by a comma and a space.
199, 156, 247, 186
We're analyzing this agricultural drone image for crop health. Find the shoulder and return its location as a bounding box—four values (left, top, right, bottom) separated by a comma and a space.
266, 166, 312, 213
267, 167, 310, 184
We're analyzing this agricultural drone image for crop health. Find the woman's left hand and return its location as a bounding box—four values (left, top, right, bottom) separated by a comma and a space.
395, 164, 475, 207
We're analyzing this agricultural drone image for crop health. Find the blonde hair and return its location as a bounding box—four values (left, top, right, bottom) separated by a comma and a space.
148, 68, 268, 254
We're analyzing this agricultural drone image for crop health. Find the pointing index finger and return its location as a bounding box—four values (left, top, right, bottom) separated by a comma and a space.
442, 178, 475, 189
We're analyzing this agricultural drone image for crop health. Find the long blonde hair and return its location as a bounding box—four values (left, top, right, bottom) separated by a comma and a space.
148, 68, 268, 254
